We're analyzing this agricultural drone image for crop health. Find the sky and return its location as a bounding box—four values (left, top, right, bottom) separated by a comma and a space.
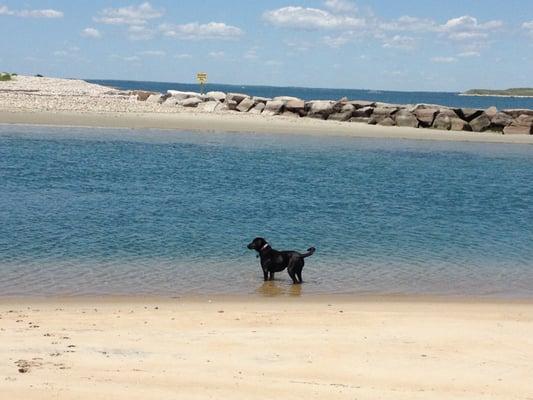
1, 0, 532, 91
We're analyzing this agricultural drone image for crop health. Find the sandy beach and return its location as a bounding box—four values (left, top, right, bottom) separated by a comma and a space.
1, 76, 532, 144
1, 297, 532, 400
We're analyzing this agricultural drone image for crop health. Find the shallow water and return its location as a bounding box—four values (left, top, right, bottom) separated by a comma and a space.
1, 125, 532, 297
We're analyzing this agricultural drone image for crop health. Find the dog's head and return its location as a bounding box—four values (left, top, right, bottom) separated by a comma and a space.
247, 237, 268, 251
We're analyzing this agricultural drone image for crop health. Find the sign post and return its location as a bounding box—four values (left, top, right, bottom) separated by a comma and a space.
196, 72, 208, 94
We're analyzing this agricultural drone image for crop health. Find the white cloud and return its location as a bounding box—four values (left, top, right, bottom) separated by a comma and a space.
382, 34, 416, 50
380, 16, 437, 32
457, 51, 480, 57
111, 54, 141, 63
160, 22, 243, 40
523, 20, 533, 37
127, 25, 154, 40
244, 47, 259, 60
95, 2, 163, 25
265, 60, 283, 67
323, 0, 357, 14
0, 5, 63, 18
431, 56, 457, 63
174, 54, 192, 59
139, 50, 166, 56
440, 16, 502, 41
208, 51, 225, 59
263, 6, 365, 30
81, 27, 101, 39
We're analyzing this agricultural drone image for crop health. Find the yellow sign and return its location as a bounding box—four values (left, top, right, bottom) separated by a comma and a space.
196, 72, 208, 84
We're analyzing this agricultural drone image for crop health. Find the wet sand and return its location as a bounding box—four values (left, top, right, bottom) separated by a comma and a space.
1, 296, 532, 400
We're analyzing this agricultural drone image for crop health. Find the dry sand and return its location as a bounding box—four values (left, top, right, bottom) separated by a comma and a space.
1, 297, 532, 400
1, 75, 533, 144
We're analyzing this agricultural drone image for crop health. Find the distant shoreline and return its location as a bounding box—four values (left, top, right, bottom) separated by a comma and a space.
460, 93, 533, 99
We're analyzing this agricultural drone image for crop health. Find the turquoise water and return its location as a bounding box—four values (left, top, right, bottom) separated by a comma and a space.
1, 125, 532, 297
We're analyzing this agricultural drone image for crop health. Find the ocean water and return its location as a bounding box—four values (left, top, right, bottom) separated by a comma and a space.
0, 125, 532, 298
88, 79, 533, 110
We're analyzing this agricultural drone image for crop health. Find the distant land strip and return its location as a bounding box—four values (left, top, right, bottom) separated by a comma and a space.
462, 88, 533, 97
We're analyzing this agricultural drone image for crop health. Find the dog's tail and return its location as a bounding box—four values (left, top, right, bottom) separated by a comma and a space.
301, 247, 316, 258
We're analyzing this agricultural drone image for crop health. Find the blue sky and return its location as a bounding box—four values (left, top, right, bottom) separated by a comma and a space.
1, 0, 532, 91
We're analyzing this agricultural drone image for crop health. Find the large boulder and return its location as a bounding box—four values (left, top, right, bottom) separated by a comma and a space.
206, 91, 226, 102
328, 111, 353, 121
262, 100, 284, 116
377, 117, 396, 126
226, 93, 248, 104
503, 114, 533, 134
273, 96, 302, 102
368, 107, 397, 124
432, 114, 452, 130
197, 101, 219, 112
491, 112, 514, 128
450, 118, 472, 131
307, 101, 336, 119
394, 110, 419, 128
455, 108, 483, 122
352, 106, 374, 118
502, 109, 533, 118
413, 108, 438, 127
349, 100, 376, 108
469, 113, 491, 132
146, 94, 163, 103
236, 97, 256, 112
285, 99, 306, 111
134, 91, 156, 101
252, 96, 271, 103
168, 90, 202, 100
248, 102, 266, 114
485, 106, 498, 119
162, 97, 180, 107
178, 97, 203, 107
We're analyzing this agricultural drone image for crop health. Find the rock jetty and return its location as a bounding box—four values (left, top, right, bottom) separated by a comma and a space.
136, 89, 533, 135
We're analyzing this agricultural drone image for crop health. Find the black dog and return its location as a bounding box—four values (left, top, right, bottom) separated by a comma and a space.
247, 237, 315, 284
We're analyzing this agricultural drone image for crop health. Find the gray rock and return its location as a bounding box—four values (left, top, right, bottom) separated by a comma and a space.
503, 125, 533, 134
178, 97, 203, 107
328, 111, 353, 121
340, 103, 355, 113
432, 114, 452, 130
168, 90, 202, 100
349, 100, 376, 108
349, 117, 371, 124
206, 91, 226, 102
273, 96, 302, 102
307, 101, 336, 119
252, 96, 271, 103
262, 100, 284, 116
162, 97, 180, 107
146, 94, 163, 103
413, 108, 438, 127
248, 103, 266, 114
502, 109, 533, 118
450, 118, 472, 131
438, 108, 458, 117
469, 113, 491, 132
485, 106, 498, 119
455, 108, 483, 122
197, 101, 219, 112
134, 91, 156, 101
352, 106, 374, 118
236, 97, 256, 112
491, 112, 514, 128
369, 107, 397, 124
377, 117, 396, 126
285, 99, 306, 111
394, 110, 419, 128
226, 93, 249, 104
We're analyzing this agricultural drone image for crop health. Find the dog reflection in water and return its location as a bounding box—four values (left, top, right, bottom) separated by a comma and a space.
256, 281, 303, 297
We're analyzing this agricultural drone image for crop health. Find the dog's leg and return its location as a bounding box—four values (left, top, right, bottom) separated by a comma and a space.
262, 269, 268, 281
287, 259, 298, 284
269, 271, 275, 281
296, 270, 303, 283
